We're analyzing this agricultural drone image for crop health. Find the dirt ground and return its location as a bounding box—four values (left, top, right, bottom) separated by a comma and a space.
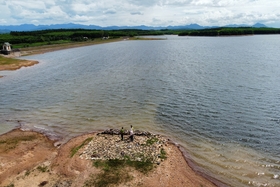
0, 129, 218, 187
0, 59, 38, 71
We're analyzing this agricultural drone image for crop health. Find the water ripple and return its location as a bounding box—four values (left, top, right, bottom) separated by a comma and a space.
1, 35, 280, 186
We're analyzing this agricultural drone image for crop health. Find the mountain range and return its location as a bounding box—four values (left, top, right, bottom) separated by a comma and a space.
0, 23, 267, 33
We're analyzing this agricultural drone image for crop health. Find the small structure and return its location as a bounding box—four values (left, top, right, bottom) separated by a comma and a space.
1, 42, 12, 55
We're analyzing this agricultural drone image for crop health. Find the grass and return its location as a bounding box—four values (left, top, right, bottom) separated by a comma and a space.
25, 170, 31, 176
12, 40, 72, 48
0, 55, 24, 66
12, 38, 118, 49
146, 137, 159, 145
86, 158, 154, 187
19, 38, 122, 52
13, 37, 158, 50
159, 148, 167, 159
37, 165, 48, 172
0, 135, 37, 151
70, 137, 93, 157
4, 184, 14, 187
127, 159, 154, 173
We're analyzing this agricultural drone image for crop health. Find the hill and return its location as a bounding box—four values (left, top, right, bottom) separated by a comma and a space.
0, 23, 268, 32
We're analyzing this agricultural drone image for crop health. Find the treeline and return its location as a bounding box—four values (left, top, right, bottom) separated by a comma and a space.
1, 27, 279, 48
178, 27, 280, 36
0, 29, 168, 46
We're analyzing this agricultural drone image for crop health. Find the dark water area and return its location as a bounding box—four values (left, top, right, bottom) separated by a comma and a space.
1, 35, 280, 186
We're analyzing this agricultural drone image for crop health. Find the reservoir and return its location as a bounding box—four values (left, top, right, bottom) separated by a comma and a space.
1, 35, 280, 186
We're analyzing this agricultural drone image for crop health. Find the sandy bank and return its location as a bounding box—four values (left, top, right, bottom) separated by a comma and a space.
0, 129, 217, 187
0, 59, 38, 71
0, 53, 38, 78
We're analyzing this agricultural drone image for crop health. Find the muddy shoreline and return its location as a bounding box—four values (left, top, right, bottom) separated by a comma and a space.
0, 127, 222, 187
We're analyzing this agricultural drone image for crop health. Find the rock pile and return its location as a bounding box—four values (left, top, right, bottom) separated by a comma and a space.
80, 129, 168, 164
100, 128, 153, 136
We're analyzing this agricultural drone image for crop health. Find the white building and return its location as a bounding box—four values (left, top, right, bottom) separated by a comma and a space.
2, 42, 12, 55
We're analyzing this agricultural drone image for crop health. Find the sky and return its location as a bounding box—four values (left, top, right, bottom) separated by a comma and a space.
0, 0, 280, 27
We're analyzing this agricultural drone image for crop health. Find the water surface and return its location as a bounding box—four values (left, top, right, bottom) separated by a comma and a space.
1, 35, 280, 186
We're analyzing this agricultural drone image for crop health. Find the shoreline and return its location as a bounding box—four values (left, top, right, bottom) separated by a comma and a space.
0, 37, 161, 77
0, 59, 39, 71
1, 38, 224, 186
0, 127, 221, 187
0, 38, 125, 77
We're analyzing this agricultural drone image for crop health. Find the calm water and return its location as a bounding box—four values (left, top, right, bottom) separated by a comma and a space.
1, 35, 280, 186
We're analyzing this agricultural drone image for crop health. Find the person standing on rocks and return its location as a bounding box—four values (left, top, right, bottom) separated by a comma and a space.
130, 125, 134, 142
120, 127, 124, 141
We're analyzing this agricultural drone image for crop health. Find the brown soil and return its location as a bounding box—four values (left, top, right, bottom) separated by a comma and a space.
0, 129, 217, 187
0, 60, 38, 71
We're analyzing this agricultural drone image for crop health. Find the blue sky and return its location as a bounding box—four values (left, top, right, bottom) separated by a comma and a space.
0, 0, 279, 27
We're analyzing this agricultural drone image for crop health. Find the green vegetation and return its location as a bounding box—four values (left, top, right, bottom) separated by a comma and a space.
37, 165, 48, 172
70, 137, 93, 157
25, 170, 31, 176
0, 55, 24, 66
0, 135, 36, 151
146, 137, 159, 145
1, 27, 279, 51
178, 27, 280, 36
86, 158, 154, 187
159, 148, 167, 159
4, 184, 14, 187
0, 29, 170, 49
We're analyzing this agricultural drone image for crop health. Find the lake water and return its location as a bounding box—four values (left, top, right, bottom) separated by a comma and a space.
1, 35, 280, 186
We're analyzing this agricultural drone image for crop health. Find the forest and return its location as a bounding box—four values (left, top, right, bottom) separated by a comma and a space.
178, 27, 280, 36
0, 27, 279, 49
0, 29, 171, 48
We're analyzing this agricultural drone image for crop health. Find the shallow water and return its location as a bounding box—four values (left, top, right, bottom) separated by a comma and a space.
1, 35, 280, 186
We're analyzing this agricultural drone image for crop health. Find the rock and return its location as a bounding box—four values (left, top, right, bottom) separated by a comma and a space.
91, 153, 100, 158
79, 130, 168, 164
39, 181, 48, 187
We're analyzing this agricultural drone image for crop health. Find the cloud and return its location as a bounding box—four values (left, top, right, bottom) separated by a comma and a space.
0, 0, 279, 27
127, 0, 159, 7
103, 9, 117, 14
71, 15, 95, 22
130, 11, 143, 15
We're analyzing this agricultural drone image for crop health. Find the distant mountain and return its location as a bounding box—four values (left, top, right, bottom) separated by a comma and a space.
224, 23, 267, 28
0, 23, 268, 32
224, 24, 249, 28
0, 23, 103, 32
0, 29, 10, 33
252, 23, 267, 28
